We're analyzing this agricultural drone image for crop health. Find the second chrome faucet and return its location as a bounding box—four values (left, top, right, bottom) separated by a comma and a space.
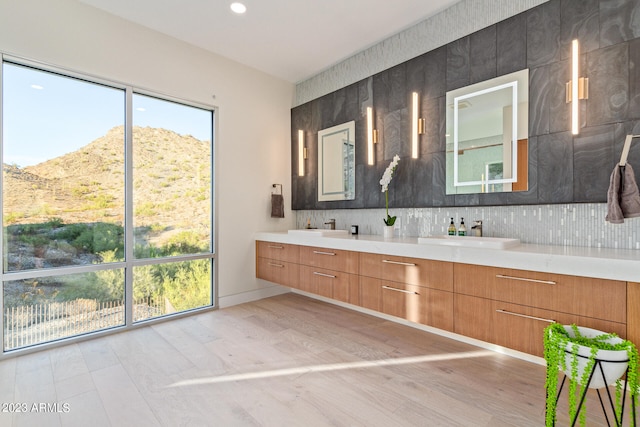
324, 219, 336, 230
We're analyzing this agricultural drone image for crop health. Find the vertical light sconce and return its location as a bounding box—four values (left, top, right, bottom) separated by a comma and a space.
366, 106, 378, 165
566, 39, 589, 135
411, 92, 425, 159
297, 129, 307, 177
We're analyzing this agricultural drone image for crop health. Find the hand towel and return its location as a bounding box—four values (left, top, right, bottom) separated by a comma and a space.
606, 163, 640, 223
271, 194, 284, 218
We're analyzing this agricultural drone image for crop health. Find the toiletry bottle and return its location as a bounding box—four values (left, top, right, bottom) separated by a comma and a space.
458, 218, 466, 236
447, 218, 456, 235
305, 218, 312, 229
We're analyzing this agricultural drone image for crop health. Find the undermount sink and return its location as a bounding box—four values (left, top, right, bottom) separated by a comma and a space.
417, 235, 520, 249
288, 229, 349, 237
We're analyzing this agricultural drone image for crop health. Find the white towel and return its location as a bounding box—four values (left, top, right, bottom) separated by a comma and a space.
606, 163, 640, 224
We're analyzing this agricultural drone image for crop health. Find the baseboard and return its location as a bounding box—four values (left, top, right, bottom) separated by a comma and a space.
218, 285, 290, 308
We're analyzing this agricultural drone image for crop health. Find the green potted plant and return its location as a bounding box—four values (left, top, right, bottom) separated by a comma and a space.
544, 323, 639, 427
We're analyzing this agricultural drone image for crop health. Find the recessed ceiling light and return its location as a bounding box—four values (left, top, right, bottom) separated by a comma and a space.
230, 2, 247, 14
136, 107, 146, 112
31, 84, 43, 90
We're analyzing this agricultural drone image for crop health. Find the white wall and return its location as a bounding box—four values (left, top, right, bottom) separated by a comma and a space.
0, 0, 295, 304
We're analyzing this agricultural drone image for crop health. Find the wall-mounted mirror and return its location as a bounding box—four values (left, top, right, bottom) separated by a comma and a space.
318, 121, 356, 201
446, 69, 529, 194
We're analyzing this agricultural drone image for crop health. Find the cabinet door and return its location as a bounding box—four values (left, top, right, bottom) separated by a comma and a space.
359, 276, 382, 312
299, 246, 358, 273
454, 294, 496, 344
359, 253, 453, 291
256, 241, 299, 263
256, 257, 300, 288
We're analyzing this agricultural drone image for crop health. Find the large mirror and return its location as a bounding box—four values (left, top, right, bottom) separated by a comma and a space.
318, 121, 356, 201
446, 69, 529, 194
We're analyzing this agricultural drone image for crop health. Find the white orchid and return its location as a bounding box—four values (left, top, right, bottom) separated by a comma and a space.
380, 155, 400, 226
380, 154, 400, 193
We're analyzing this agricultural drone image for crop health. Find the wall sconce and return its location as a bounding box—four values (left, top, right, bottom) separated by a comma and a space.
366, 106, 378, 165
566, 39, 589, 135
297, 129, 307, 177
411, 92, 425, 159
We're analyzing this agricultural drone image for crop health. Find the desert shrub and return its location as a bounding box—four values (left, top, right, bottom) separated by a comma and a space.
162, 259, 210, 311
72, 223, 123, 254
163, 231, 208, 255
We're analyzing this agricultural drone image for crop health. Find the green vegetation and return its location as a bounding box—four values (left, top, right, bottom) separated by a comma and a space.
3, 219, 211, 315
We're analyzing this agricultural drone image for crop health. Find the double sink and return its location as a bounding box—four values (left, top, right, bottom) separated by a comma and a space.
288, 229, 520, 249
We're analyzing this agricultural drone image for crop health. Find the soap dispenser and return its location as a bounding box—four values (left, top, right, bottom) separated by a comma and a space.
458, 218, 466, 236
447, 218, 456, 235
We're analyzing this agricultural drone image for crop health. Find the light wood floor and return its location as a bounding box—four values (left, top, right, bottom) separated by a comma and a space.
0, 293, 626, 426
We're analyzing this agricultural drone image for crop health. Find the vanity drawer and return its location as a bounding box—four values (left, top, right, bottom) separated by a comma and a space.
256, 241, 299, 263
454, 293, 626, 357
359, 253, 453, 291
256, 257, 300, 288
454, 264, 626, 323
299, 265, 359, 304
299, 246, 358, 274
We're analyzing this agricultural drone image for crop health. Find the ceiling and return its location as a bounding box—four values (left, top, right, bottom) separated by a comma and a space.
78, 0, 462, 83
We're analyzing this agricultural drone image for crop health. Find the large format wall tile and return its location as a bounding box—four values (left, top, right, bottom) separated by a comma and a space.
497, 12, 527, 76
629, 39, 640, 119
470, 25, 497, 84
527, 0, 561, 68
573, 125, 615, 202
537, 131, 574, 203
559, 0, 599, 58
600, 0, 640, 47
587, 43, 629, 126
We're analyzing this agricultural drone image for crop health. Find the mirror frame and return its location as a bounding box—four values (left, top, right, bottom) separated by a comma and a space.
446, 68, 529, 194
317, 120, 356, 201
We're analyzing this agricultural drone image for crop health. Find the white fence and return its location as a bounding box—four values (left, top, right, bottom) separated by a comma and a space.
3, 298, 165, 350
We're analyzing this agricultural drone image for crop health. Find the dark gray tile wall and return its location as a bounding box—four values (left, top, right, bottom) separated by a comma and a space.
291, 0, 640, 211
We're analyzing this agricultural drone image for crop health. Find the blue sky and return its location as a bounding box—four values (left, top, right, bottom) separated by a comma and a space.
2, 62, 212, 167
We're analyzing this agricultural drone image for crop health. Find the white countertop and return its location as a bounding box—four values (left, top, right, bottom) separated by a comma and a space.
255, 231, 640, 282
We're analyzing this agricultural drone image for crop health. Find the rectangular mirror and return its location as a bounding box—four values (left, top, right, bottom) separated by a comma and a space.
446, 69, 529, 194
318, 121, 356, 201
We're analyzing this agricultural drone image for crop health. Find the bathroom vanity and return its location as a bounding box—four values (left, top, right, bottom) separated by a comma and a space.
256, 232, 640, 359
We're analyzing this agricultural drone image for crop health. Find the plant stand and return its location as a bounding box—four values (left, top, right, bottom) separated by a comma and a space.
551, 351, 636, 427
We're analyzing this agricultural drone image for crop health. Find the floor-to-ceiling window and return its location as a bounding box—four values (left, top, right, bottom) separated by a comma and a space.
1, 58, 215, 353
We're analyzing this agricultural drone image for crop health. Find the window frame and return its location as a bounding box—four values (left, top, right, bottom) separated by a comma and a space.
0, 54, 218, 358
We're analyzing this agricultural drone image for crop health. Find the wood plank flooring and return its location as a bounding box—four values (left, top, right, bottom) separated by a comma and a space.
0, 293, 627, 426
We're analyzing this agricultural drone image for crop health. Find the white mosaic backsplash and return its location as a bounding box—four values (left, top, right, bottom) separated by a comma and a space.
296, 203, 640, 249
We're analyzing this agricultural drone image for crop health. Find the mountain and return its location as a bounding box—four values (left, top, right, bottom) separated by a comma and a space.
3, 126, 211, 239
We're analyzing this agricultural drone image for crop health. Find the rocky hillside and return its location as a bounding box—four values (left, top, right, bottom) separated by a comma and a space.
3, 126, 211, 236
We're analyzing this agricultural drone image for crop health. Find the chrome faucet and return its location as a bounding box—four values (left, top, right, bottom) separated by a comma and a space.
471, 220, 483, 237
324, 219, 336, 230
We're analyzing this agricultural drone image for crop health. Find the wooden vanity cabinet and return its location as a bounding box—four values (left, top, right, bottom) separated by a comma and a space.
256, 239, 631, 359
256, 241, 300, 288
454, 264, 627, 357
